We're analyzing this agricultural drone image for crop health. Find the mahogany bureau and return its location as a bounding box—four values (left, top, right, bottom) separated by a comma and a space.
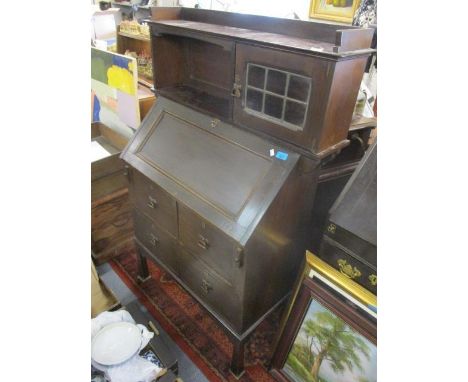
120, 7, 374, 377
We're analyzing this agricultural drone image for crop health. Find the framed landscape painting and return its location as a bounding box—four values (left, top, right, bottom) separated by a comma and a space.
271, 275, 376, 382
309, 0, 361, 24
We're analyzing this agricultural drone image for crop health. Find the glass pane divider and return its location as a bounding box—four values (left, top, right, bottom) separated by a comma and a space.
281, 74, 291, 121
246, 85, 308, 106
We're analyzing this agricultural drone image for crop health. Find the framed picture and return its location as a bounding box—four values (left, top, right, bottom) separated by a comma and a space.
309, 0, 362, 24
271, 252, 376, 382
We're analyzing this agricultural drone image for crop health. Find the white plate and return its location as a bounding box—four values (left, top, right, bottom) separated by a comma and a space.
91, 322, 142, 366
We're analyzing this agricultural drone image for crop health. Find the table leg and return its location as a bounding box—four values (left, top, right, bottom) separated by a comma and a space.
136, 249, 151, 283
230, 338, 246, 379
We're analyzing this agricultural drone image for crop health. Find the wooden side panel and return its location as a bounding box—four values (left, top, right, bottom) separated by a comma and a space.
241, 156, 320, 332
318, 57, 368, 152
91, 189, 134, 265
152, 35, 185, 89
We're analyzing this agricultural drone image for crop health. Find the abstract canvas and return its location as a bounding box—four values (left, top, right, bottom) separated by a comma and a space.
91, 47, 140, 138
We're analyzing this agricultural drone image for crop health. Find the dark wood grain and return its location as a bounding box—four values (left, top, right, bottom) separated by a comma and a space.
122, 9, 376, 376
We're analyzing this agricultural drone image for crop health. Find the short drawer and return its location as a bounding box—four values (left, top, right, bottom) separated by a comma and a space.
134, 208, 178, 274
178, 203, 239, 284
319, 235, 377, 295
178, 248, 241, 332
130, 170, 178, 237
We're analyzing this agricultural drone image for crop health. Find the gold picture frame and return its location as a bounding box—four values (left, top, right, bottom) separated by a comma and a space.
309, 0, 361, 24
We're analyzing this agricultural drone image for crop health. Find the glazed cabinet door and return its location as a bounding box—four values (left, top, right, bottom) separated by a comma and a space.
233, 43, 331, 152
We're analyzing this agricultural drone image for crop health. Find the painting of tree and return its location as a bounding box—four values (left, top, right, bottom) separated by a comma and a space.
283, 300, 376, 382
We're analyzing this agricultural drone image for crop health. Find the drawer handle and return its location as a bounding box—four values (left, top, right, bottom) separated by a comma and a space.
369, 274, 377, 286
111, 212, 130, 228
337, 259, 361, 279
201, 279, 212, 294
149, 233, 159, 246
197, 234, 210, 250
147, 195, 158, 209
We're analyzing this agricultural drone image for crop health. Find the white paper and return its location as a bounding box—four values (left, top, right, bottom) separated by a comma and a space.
91, 141, 112, 162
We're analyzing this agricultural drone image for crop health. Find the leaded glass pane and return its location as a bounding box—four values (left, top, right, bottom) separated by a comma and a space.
246, 88, 263, 112
244, 63, 311, 131
266, 70, 287, 95
247, 65, 265, 89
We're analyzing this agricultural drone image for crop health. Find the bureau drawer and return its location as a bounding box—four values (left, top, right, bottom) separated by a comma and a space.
134, 208, 178, 274
319, 235, 377, 295
178, 203, 239, 284
130, 170, 178, 237
178, 248, 241, 332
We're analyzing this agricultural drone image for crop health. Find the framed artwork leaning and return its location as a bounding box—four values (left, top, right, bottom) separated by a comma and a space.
270, 252, 377, 382
309, 0, 362, 24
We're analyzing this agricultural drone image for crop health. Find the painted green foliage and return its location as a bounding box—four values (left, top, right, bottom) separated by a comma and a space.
286, 306, 371, 382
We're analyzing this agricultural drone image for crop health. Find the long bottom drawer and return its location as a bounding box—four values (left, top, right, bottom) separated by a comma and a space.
177, 247, 242, 333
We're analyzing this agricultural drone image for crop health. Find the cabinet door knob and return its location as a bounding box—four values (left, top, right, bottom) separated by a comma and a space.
369, 274, 377, 286
147, 195, 158, 209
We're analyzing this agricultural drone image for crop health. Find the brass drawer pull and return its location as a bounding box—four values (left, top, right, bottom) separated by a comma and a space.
149, 233, 159, 246
337, 259, 361, 279
369, 274, 377, 286
201, 279, 212, 294
197, 234, 210, 250
147, 195, 158, 209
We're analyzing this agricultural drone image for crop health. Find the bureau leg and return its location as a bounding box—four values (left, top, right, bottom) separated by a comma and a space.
229, 338, 246, 379
136, 249, 151, 283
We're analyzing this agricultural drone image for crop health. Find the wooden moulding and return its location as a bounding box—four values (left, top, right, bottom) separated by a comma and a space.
149, 7, 375, 57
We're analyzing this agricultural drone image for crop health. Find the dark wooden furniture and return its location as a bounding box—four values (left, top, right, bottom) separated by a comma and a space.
91, 122, 134, 265
121, 8, 374, 377
270, 251, 377, 382
308, 116, 376, 252
122, 98, 320, 377
319, 141, 377, 294
148, 7, 374, 159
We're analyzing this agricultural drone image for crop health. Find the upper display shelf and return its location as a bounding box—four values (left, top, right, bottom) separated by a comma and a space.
147, 7, 375, 57
144, 7, 375, 158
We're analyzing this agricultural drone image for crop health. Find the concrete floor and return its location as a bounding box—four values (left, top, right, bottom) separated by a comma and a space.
97, 262, 210, 382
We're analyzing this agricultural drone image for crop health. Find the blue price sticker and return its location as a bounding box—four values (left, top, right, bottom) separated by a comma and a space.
275, 151, 288, 161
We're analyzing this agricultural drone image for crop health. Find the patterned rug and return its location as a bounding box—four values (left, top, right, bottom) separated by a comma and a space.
110, 249, 282, 382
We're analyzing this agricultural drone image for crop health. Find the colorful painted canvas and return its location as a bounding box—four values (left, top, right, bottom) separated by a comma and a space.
283, 300, 377, 382
91, 47, 140, 138
309, 0, 361, 24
